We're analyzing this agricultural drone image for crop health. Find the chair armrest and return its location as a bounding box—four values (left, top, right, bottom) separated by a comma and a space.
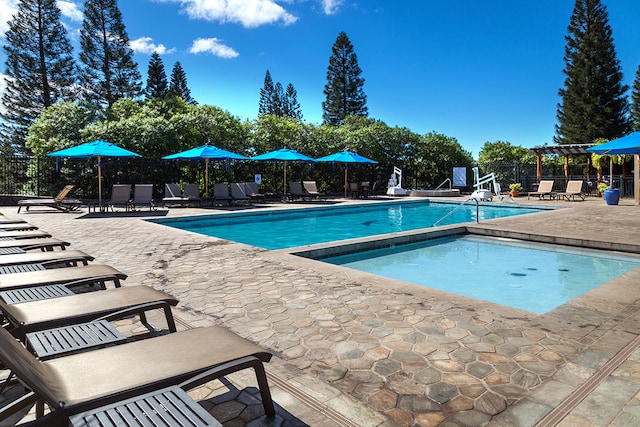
96, 301, 177, 333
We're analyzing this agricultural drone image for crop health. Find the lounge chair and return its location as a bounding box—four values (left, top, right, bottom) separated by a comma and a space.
183, 183, 203, 206
0, 324, 274, 426
17, 185, 82, 213
557, 180, 586, 201
0, 285, 178, 338
213, 183, 232, 206
360, 181, 370, 198
0, 250, 94, 269
0, 263, 126, 292
0, 237, 70, 252
0, 230, 51, 239
289, 181, 310, 201
106, 184, 132, 211
230, 182, 251, 204
347, 182, 359, 198
0, 223, 38, 231
162, 183, 188, 207
0, 219, 27, 224
527, 180, 556, 200
244, 182, 265, 202
303, 181, 327, 200
130, 184, 156, 211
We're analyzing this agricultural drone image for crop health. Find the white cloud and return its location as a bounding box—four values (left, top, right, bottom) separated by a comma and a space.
190, 37, 239, 58
321, 0, 343, 15
163, 0, 297, 28
0, 0, 17, 37
130, 37, 176, 55
57, 1, 83, 22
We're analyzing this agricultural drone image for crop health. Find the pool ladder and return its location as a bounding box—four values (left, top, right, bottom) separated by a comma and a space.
431, 197, 480, 227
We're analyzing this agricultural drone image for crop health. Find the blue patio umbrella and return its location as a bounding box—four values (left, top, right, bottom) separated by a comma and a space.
315, 151, 377, 197
251, 148, 315, 194
586, 132, 640, 155
47, 140, 141, 207
162, 145, 249, 196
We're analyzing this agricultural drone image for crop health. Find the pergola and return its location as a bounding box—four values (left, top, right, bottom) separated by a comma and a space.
528, 144, 594, 184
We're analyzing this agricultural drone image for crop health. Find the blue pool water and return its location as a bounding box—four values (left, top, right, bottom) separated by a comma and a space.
321, 235, 640, 314
152, 201, 545, 250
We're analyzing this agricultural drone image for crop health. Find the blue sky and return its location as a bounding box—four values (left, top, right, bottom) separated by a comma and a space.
1, 1, 640, 158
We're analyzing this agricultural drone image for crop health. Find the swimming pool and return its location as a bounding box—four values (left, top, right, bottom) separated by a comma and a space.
319, 234, 640, 314
151, 200, 548, 250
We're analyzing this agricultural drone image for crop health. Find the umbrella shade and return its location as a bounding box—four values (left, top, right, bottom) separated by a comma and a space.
47, 140, 141, 206
251, 148, 315, 194
586, 132, 640, 155
162, 145, 249, 195
315, 151, 377, 197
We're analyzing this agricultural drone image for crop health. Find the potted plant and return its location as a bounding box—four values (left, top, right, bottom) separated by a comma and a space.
597, 182, 609, 198
509, 183, 522, 197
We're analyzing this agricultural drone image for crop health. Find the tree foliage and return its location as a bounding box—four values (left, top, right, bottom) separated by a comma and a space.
478, 141, 537, 185
1, 0, 77, 153
145, 52, 168, 100
258, 70, 302, 119
168, 62, 196, 105
79, 0, 142, 108
555, 0, 630, 144
322, 32, 367, 125
632, 64, 640, 131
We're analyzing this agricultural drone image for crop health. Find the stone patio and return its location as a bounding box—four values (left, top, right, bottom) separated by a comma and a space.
1, 193, 640, 426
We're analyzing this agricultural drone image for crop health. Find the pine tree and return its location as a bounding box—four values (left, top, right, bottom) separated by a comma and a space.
322, 31, 367, 125
79, 0, 142, 108
631, 65, 640, 131
145, 52, 168, 100
284, 83, 302, 120
272, 82, 284, 117
555, 0, 630, 144
1, 0, 76, 153
258, 70, 275, 115
168, 62, 196, 105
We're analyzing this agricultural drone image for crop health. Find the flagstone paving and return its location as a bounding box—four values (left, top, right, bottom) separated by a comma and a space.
2, 194, 640, 426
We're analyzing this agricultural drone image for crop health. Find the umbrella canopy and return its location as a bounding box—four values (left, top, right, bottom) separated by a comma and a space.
586, 132, 640, 155
47, 140, 141, 206
251, 148, 315, 194
162, 145, 249, 195
315, 151, 377, 198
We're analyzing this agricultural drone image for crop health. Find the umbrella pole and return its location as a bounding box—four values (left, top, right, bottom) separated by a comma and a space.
98, 155, 102, 208
284, 160, 287, 195
205, 159, 209, 197
344, 165, 348, 198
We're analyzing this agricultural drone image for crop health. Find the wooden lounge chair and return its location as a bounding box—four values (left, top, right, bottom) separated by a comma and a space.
0, 263, 126, 292
0, 250, 94, 270
0, 223, 38, 231
0, 285, 178, 338
0, 237, 70, 252
0, 325, 275, 426
527, 180, 556, 200
130, 184, 156, 211
230, 183, 251, 205
16, 185, 82, 213
0, 230, 51, 239
303, 181, 327, 200
213, 183, 232, 206
557, 180, 586, 201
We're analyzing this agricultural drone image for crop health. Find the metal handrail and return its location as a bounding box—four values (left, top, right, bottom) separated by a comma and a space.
431, 197, 479, 227
435, 178, 452, 190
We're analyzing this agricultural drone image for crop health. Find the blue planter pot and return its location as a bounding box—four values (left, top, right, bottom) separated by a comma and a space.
604, 188, 620, 205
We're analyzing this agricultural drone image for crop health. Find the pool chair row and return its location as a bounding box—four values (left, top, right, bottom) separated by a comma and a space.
103, 183, 157, 212
0, 220, 276, 426
213, 182, 265, 206
162, 183, 203, 207
527, 180, 586, 201
288, 181, 328, 201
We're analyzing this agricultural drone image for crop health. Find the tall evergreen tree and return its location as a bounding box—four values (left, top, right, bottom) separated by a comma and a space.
1, 0, 77, 153
79, 0, 142, 108
145, 52, 168, 100
258, 70, 275, 115
555, 0, 630, 144
272, 82, 284, 117
322, 31, 367, 125
631, 65, 640, 131
168, 62, 196, 105
284, 83, 303, 120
